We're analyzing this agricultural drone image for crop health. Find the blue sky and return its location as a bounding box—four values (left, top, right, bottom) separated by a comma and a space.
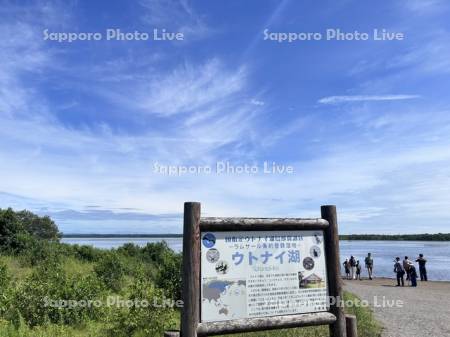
1, 0, 450, 234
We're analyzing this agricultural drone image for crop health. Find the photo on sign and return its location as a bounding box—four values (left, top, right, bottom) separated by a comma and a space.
298, 271, 326, 289
303, 256, 315, 270
215, 261, 229, 274
202, 233, 216, 248
206, 248, 220, 263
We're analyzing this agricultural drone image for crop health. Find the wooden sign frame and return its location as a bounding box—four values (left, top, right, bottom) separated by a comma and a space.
179, 202, 346, 337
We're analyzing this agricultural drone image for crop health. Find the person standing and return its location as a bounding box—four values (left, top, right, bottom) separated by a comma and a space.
356, 260, 362, 280
349, 256, 356, 280
409, 264, 418, 287
403, 256, 412, 281
365, 253, 374, 280
394, 257, 405, 287
343, 259, 350, 280
416, 254, 428, 281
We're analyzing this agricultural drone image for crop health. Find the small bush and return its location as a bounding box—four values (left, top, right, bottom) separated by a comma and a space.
117, 243, 142, 258
109, 276, 178, 337
0, 262, 11, 317
156, 253, 182, 301
13, 264, 105, 327
94, 253, 126, 292
72, 245, 100, 262
19, 240, 63, 267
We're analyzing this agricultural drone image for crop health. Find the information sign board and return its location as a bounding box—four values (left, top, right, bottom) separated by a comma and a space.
200, 230, 328, 322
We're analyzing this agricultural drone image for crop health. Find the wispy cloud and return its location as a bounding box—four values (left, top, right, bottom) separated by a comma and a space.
404, 0, 447, 14
137, 59, 246, 117
318, 95, 421, 105
250, 99, 265, 106
140, 0, 209, 39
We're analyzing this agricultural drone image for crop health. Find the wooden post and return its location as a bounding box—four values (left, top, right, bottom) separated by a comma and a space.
345, 315, 358, 337
321, 205, 346, 337
181, 202, 201, 337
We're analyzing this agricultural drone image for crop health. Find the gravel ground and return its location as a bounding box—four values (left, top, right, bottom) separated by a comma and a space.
344, 278, 450, 337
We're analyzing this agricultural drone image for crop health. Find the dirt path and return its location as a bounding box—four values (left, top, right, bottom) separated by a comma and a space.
344, 278, 450, 337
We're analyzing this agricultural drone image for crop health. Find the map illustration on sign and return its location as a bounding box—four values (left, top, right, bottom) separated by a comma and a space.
202, 279, 247, 320
200, 230, 328, 322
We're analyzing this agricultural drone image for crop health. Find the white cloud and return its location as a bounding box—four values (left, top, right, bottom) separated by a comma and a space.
250, 99, 265, 106
137, 59, 246, 117
318, 95, 421, 105
404, 0, 447, 14
140, 0, 209, 39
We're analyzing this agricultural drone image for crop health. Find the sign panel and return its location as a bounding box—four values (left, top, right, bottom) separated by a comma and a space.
200, 230, 328, 322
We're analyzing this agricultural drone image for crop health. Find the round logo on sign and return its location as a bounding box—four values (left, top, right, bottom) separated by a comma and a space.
206, 248, 220, 263
310, 246, 321, 258
202, 233, 216, 248
303, 257, 315, 270
215, 260, 228, 274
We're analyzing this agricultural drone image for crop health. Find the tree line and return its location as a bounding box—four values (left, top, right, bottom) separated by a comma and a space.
339, 233, 450, 241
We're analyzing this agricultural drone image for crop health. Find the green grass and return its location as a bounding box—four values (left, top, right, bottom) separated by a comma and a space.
0, 256, 33, 281
0, 319, 104, 337
343, 292, 382, 337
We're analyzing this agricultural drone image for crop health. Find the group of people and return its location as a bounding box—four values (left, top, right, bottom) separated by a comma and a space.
393, 254, 428, 287
343, 252, 428, 286
343, 253, 374, 280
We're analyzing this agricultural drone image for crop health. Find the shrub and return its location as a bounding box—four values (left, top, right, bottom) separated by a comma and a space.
94, 253, 126, 292
72, 245, 100, 262
140, 242, 182, 301
19, 240, 63, 267
13, 263, 105, 327
0, 262, 9, 290
0, 262, 11, 317
117, 243, 142, 258
142, 242, 173, 265
155, 253, 182, 301
108, 276, 178, 337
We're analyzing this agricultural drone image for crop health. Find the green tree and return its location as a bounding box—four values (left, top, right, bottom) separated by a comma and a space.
16, 210, 60, 241
0, 208, 24, 251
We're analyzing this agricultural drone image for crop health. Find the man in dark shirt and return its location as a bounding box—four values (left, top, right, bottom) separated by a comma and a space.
394, 257, 405, 286
416, 254, 428, 281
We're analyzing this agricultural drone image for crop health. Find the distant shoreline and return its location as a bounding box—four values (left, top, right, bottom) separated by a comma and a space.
61, 233, 450, 241
340, 233, 450, 241
62, 233, 183, 238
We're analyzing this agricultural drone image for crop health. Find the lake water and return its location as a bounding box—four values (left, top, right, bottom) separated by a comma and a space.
61, 238, 450, 281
